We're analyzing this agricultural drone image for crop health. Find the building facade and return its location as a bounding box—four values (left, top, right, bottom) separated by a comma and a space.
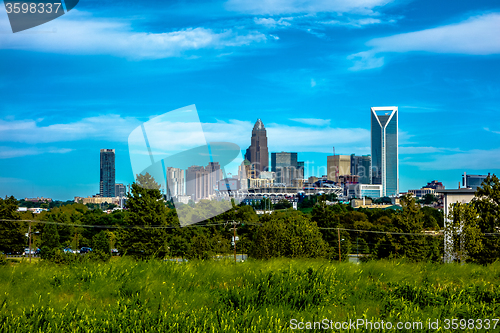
436, 188, 476, 263
462, 172, 489, 190
165, 167, 185, 200
186, 165, 204, 202
408, 180, 445, 198
185, 162, 223, 202
271, 152, 304, 186
245, 119, 269, 176
327, 155, 351, 182
115, 183, 126, 198
271, 152, 298, 172
100, 149, 115, 197
350, 154, 371, 184
347, 184, 381, 199
371, 107, 399, 197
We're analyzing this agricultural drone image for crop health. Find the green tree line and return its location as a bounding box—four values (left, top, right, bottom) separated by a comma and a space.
1, 173, 499, 264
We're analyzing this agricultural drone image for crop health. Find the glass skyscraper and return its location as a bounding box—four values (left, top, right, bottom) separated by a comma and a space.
100, 149, 115, 197
371, 107, 398, 197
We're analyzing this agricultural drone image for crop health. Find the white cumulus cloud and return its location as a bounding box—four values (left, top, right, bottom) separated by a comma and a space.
226, 0, 395, 15
0, 10, 268, 59
349, 12, 500, 70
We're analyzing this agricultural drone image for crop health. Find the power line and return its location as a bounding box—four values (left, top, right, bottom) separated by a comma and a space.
0, 219, 261, 229
2, 219, 498, 237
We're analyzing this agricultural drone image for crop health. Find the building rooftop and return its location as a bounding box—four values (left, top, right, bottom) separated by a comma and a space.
253, 119, 265, 130
435, 188, 476, 194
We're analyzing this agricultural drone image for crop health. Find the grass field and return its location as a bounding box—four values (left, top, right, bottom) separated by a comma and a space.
1, 258, 499, 332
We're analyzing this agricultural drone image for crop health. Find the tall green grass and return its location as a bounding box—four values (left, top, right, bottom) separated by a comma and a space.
0, 258, 499, 332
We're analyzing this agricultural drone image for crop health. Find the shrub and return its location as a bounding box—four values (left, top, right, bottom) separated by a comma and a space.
0, 252, 7, 265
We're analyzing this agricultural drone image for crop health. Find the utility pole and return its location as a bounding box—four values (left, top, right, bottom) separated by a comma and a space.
28, 220, 32, 264
337, 228, 341, 262
233, 221, 237, 264
228, 220, 239, 263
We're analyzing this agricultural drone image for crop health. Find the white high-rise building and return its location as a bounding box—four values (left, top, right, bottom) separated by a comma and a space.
371, 107, 399, 197
165, 167, 185, 200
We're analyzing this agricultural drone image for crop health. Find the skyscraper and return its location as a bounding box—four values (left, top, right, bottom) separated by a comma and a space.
245, 119, 269, 176
100, 149, 115, 197
271, 152, 298, 172
271, 152, 304, 185
350, 154, 372, 184
371, 107, 399, 197
326, 155, 351, 182
185, 162, 222, 202
165, 167, 185, 200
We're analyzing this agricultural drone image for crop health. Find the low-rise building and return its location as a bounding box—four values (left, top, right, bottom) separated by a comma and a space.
347, 184, 383, 199
462, 172, 490, 190
24, 197, 52, 203
436, 188, 476, 263
74, 196, 120, 205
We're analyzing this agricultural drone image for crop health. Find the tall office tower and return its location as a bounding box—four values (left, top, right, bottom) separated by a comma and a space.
100, 149, 115, 197
246, 119, 269, 176
165, 167, 185, 200
371, 106, 399, 197
238, 160, 251, 190
350, 154, 372, 184
297, 161, 305, 182
186, 165, 204, 202
205, 162, 222, 197
326, 155, 351, 182
185, 163, 222, 202
271, 152, 298, 172
271, 152, 304, 185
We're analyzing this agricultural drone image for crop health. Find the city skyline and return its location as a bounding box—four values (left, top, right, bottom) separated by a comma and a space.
0, 0, 499, 199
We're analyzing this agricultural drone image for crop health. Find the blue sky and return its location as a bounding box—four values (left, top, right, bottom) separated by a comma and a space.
0, 0, 499, 200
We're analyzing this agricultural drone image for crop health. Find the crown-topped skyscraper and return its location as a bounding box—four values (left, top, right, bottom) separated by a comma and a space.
245, 119, 269, 176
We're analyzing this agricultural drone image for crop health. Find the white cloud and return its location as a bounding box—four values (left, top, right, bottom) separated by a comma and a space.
367, 13, 500, 55
0, 177, 27, 184
399, 146, 462, 154
404, 148, 500, 170
350, 12, 500, 70
254, 17, 293, 27
0, 146, 73, 159
134, 119, 369, 154
0, 115, 368, 158
266, 124, 369, 153
320, 17, 386, 27
484, 127, 500, 135
226, 0, 395, 15
0, 10, 268, 59
310, 78, 317, 87
0, 115, 141, 143
290, 118, 330, 126
348, 51, 384, 70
